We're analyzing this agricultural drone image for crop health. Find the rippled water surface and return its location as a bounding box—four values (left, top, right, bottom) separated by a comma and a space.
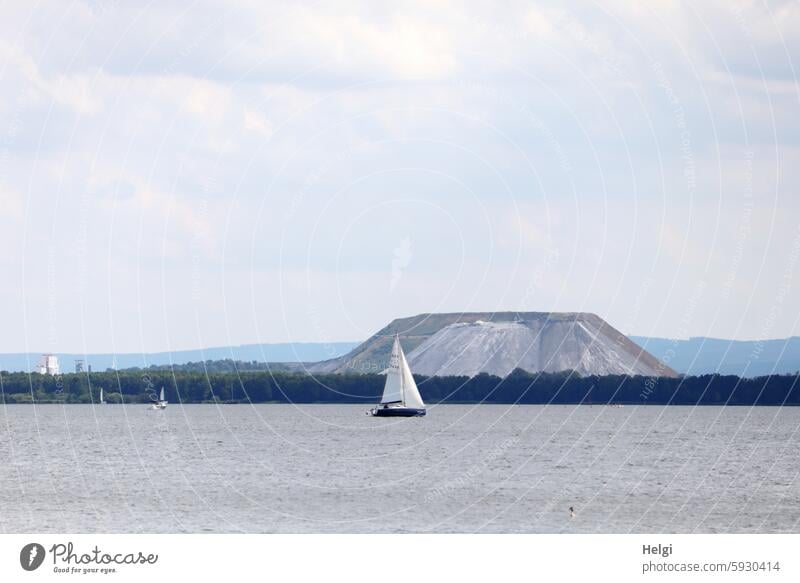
1, 404, 798, 533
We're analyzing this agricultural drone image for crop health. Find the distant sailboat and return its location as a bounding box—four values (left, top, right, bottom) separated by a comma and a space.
370, 334, 426, 417
150, 387, 168, 410
99, 387, 106, 405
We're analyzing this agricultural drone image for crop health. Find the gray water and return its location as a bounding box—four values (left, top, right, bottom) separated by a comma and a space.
1, 404, 798, 533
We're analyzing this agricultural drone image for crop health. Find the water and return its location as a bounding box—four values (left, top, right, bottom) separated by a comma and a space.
1, 404, 798, 533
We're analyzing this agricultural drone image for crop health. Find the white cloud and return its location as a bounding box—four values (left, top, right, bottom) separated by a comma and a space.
243, 108, 273, 137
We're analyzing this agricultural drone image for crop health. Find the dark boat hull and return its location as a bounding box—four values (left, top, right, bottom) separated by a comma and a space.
371, 407, 426, 417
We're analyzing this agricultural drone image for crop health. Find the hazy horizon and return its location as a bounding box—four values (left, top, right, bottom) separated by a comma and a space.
2, 2, 798, 354
2, 327, 799, 360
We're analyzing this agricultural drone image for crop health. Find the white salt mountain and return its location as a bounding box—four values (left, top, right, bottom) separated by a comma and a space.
310, 312, 677, 378
410, 319, 662, 378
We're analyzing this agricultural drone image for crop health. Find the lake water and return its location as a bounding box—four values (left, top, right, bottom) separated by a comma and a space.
1, 404, 798, 533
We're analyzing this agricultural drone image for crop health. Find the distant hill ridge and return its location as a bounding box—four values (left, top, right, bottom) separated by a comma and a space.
630, 335, 800, 378
0, 342, 359, 374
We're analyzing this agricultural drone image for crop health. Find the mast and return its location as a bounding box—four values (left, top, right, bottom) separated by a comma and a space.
398, 334, 405, 406
379, 335, 404, 404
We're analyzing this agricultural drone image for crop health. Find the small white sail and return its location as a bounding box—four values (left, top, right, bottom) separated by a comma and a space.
150, 386, 168, 409
380, 336, 404, 404
100, 387, 104, 404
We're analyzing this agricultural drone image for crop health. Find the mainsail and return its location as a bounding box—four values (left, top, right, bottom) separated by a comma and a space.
380, 335, 425, 408
380, 336, 404, 404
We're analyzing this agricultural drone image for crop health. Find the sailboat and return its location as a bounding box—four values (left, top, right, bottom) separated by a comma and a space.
150, 387, 168, 410
99, 387, 106, 405
370, 334, 426, 417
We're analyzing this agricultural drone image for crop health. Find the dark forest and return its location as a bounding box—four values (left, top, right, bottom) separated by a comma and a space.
2, 367, 799, 406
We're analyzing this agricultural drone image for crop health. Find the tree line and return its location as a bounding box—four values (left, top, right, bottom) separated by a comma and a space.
1, 368, 799, 405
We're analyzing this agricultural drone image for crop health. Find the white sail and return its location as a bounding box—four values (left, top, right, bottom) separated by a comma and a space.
100, 387, 104, 403
159, 387, 165, 402
399, 350, 425, 409
380, 336, 404, 404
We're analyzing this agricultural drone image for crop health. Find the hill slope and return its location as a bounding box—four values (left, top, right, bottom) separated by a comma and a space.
309, 312, 677, 378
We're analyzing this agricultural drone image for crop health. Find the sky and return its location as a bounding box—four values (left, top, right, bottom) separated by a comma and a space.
0, 0, 799, 353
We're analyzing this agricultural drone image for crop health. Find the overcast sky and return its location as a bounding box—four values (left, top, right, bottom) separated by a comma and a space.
1, 1, 799, 353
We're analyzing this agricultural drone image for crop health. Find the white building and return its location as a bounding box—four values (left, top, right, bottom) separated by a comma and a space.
36, 354, 60, 375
